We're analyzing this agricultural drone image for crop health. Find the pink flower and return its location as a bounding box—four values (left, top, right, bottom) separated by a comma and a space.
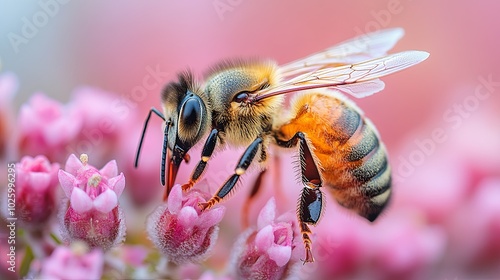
230, 198, 298, 280
58, 154, 126, 250
39, 242, 104, 280
17, 93, 83, 163
3, 155, 60, 230
147, 184, 225, 264
17, 88, 133, 165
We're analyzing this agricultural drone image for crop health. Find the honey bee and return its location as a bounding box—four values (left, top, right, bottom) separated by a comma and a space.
135, 28, 429, 263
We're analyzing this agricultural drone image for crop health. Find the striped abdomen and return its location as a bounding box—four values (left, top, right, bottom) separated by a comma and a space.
277, 91, 392, 221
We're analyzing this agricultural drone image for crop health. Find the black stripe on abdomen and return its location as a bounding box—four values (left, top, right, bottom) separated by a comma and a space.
346, 123, 379, 162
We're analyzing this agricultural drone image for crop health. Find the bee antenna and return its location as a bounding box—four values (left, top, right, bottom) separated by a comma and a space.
134, 107, 166, 169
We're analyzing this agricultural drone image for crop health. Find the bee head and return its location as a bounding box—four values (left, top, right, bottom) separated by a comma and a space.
162, 71, 210, 149
161, 71, 210, 188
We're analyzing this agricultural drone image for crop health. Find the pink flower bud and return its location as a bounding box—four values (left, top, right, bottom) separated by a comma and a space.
39, 241, 104, 280
58, 154, 126, 250
231, 198, 298, 280
4, 155, 60, 230
147, 184, 225, 264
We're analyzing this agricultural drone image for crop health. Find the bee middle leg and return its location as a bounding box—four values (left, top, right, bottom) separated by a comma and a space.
199, 136, 263, 211
276, 132, 323, 263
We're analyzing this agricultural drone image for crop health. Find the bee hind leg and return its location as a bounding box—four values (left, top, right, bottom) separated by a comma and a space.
298, 186, 323, 263
276, 132, 323, 263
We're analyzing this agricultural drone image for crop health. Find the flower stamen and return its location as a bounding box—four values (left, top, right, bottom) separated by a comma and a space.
80, 153, 89, 166
88, 174, 102, 188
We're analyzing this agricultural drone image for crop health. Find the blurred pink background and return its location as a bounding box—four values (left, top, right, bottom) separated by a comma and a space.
1, 1, 500, 279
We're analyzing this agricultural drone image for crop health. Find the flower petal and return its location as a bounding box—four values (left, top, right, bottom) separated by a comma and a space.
255, 225, 274, 251
100, 160, 118, 178
197, 206, 225, 228
29, 172, 51, 192
70, 187, 93, 213
178, 206, 199, 229
108, 173, 125, 197
257, 198, 276, 229
167, 185, 183, 214
65, 154, 83, 175
93, 189, 118, 213
59, 170, 76, 198
268, 244, 292, 267
16, 168, 29, 189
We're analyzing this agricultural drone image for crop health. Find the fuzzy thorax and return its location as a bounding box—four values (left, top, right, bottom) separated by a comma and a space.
204, 60, 283, 146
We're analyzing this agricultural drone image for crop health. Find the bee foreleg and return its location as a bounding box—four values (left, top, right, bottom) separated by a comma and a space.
182, 128, 219, 191
276, 132, 323, 263
199, 136, 263, 211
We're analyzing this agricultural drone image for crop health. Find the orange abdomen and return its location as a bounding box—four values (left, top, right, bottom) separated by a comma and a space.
277, 92, 392, 221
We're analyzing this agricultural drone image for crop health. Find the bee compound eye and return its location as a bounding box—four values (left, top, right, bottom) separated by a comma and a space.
180, 98, 201, 127
233, 92, 249, 103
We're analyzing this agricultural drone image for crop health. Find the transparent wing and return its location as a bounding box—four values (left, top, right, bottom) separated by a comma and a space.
253, 50, 429, 101
280, 28, 405, 78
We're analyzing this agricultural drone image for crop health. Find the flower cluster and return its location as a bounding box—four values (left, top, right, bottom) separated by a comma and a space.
17, 88, 132, 166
